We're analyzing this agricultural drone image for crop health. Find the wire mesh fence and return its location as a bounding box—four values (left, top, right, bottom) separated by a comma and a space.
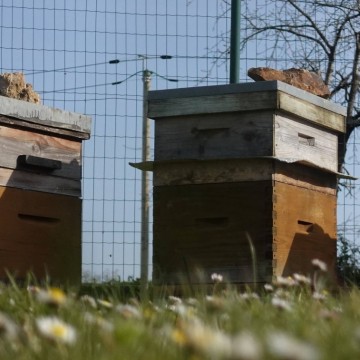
0, 0, 231, 282
0, 0, 358, 282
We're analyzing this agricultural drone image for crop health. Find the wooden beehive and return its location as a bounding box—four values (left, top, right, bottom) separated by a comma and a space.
144, 81, 348, 285
0, 96, 91, 285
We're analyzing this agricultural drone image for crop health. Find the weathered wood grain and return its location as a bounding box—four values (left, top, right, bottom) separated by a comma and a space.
0, 124, 81, 179
152, 158, 338, 195
153, 158, 274, 186
273, 181, 337, 278
0, 115, 90, 140
149, 91, 278, 118
278, 92, 345, 133
0, 167, 81, 196
155, 111, 274, 160
148, 81, 347, 116
149, 83, 346, 133
0, 95, 91, 136
274, 113, 338, 172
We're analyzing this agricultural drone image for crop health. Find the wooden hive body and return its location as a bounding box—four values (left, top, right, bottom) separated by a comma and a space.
147, 81, 347, 285
0, 96, 91, 285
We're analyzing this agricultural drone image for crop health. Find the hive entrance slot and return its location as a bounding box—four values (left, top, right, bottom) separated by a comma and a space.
192, 126, 230, 137
298, 133, 315, 146
18, 213, 60, 224
297, 220, 314, 233
195, 217, 229, 228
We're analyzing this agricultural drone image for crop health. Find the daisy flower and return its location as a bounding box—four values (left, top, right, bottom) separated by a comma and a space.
211, 273, 223, 283
36, 287, 67, 307
97, 299, 113, 309
267, 331, 320, 360
311, 259, 328, 272
36, 316, 77, 345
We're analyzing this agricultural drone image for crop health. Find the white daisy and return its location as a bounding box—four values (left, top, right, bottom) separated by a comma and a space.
211, 273, 223, 283
36, 316, 77, 345
311, 259, 328, 272
271, 297, 292, 311
267, 331, 320, 360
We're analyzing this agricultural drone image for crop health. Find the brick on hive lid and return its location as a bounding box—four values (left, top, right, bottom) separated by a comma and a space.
248, 67, 331, 99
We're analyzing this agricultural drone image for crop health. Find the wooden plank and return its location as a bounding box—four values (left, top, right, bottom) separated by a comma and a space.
149, 82, 346, 134
153, 158, 338, 192
273, 181, 337, 278
0, 167, 81, 197
149, 91, 278, 118
0, 186, 81, 285
274, 162, 337, 195
153, 159, 274, 186
0, 95, 91, 136
278, 92, 345, 133
155, 111, 274, 160
274, 113, 338, 172
0, 124, 81, 179
0, 115, 90, 140
149, 81, 346, 116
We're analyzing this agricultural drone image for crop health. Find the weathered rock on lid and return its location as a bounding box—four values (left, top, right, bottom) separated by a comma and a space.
0, 72, 41, 104
248, 67, 331, 99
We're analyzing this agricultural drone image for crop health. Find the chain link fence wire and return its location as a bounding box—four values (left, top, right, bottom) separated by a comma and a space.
0, 0, 358, 282
0, 0, 231, 282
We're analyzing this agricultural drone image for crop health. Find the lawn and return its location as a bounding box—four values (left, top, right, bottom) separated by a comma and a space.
0, 261, 359, 359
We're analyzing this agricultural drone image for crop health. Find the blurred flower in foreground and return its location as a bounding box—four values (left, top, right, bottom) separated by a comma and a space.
271, 297, 292, 312
116, 304, 142, 320
36, 316, 76, 345
231, 331, 262, 360
168, 296, 182, 305
35, 288, 67, 307
83, 312, 114, 333
211, 273, 223, 283
264, 283, 274, 292
293, 273, 312, 286
0, 312, 22, 342
80, 295, 97, 309
97, 299, 113, 309
274, 276, 297, 288
267, 331, 320, 360
311, 259, 327, 272
171, 319, 231, 358
312, 291, 327, 302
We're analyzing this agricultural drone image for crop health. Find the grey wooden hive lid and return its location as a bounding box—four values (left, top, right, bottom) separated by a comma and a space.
0, 95, 92, 138
148, 80, 347, 133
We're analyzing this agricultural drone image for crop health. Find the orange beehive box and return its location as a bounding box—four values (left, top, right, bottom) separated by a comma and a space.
0, 96, 91, 285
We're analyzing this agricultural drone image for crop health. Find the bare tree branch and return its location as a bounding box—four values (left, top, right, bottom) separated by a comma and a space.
287, 0, 332, 50
346, 32, 360, 133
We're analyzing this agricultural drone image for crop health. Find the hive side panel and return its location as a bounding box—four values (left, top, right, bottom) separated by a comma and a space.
273, 180, 337, 278
0, 186, 81, 285
155, 111, 274, 161
278, 92, 346, 133
0, 124, 82, 179
274, 113, 338, 172
153, 182, 274, 284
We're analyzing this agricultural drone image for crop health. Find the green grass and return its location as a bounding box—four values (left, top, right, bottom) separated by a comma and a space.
0, 272, 359, 359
